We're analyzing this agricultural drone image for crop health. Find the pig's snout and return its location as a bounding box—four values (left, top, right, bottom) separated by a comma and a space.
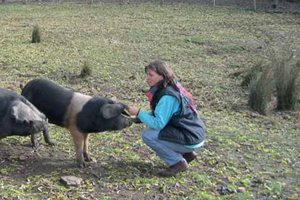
119, 118, 133, 129
126, 119, 133, 127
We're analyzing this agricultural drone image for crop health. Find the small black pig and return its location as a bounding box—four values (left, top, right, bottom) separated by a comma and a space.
0, 88, 54, 147
21, 78, 133, 167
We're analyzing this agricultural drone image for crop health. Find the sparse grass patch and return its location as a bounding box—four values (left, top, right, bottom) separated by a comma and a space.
228, 59, 243, 69
222, 44, 245, 53
184, 38, 207, 45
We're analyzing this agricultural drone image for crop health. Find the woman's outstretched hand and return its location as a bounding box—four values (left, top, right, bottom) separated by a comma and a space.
126, 106, 142, 124
126, 106, 140, 116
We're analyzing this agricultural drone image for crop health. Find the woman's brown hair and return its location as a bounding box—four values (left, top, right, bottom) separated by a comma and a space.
145, 60, 176, 88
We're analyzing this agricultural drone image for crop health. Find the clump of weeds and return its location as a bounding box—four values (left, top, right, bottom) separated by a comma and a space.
80, 60, 93, 78
31, 25, 41, 43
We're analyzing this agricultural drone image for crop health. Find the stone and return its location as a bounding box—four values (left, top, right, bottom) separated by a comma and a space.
237, 187, 246, 193
60, 176, 83, 187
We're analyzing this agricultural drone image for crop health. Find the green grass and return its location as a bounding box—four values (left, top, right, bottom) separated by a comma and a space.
0, 2, 300, 199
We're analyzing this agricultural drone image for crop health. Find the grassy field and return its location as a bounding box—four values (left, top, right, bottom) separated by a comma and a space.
0, 2, 300, 199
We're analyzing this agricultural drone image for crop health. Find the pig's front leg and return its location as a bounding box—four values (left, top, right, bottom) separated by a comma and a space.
31, 134, 39, 148
42, 123, 55, 146
83, 133, 92, 162
70, 127, 86, 168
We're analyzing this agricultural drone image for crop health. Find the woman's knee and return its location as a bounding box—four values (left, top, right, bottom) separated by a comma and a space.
142, 129, 158, 144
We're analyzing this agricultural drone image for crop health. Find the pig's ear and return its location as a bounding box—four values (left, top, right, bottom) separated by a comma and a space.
100, 103, 126, 119
10, 101, 42, 123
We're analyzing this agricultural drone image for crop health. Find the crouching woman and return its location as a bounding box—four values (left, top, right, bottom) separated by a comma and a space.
126, 60, 206, 177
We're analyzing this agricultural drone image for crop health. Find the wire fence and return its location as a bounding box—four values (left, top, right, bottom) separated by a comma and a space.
1, 0, 300, 13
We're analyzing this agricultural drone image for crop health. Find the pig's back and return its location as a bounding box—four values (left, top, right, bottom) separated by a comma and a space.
21, 79, 73, 127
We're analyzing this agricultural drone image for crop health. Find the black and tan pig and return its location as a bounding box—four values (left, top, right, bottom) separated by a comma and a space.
0, 88, 54, 147
21, 78, 132, 167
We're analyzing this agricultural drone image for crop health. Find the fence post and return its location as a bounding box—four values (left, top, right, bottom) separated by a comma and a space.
213, 0, 215, 7
253, 0, 256, 10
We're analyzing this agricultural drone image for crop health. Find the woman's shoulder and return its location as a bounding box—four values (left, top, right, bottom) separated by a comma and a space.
159, 94, 180, 107
162, 85, 179, 96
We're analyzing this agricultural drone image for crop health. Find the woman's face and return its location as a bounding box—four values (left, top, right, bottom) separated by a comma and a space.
146, 69, 164, 87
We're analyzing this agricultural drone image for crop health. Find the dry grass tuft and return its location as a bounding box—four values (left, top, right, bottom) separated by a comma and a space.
274, 56, 300, 110
241, 61, 264, 88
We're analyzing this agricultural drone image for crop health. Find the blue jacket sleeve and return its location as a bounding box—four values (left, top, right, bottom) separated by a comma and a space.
137, 95, 180, 130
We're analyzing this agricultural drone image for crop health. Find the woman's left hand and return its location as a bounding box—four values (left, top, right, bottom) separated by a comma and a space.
130, 115, 142, 124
